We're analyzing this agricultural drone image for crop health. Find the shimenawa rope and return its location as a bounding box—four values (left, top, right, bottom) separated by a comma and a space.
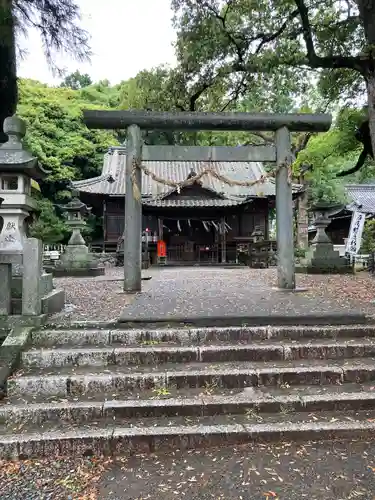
130, 155, 293, 201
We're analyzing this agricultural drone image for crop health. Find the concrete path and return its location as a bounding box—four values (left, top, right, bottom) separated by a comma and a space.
2, 440, 375, 499
97, 439, 375, 499
119, 267, 367, 323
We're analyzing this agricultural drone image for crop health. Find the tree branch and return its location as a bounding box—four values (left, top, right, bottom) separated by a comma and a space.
294, 0, 365, 72
198, 0, 246, 63
243, 132, 274, 145
189, 79, 216, 111
220, 75, 248, 111
255, 9, 300, 54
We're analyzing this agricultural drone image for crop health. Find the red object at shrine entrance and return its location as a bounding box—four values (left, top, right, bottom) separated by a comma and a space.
157, 240, 166, 258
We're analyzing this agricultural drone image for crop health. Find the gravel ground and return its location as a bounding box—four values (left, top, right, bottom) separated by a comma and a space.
0, 455, 110, 500
2, 439, 375, 499
298, 271, 375, 312
48, 266, 375, 323
48, 267, 156, 323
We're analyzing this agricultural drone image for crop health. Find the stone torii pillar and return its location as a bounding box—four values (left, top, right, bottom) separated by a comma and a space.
82, 110, 332, 293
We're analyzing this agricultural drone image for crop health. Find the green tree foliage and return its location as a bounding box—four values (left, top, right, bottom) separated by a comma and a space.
60, 70, 92, 90
361, 220, 375, 253
295, 107, 372, 203
17, 78, 120, 185
171, 0, 375, 153
28, 198, 68, 244
0, 0, 91, 142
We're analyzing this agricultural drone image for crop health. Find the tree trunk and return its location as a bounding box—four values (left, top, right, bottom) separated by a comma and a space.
356, 0, 375, 155
0, 0, 17, 144
367, 73, 375, 158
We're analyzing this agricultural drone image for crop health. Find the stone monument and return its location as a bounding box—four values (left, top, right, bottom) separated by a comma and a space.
0, 115, 65, 315
49, 190, 105, 277
296, 201, 352, 274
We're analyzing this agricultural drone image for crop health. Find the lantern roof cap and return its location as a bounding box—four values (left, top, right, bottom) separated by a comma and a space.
0, 116, 49, 179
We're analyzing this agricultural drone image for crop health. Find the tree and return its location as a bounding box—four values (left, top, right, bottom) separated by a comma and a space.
17, 78, 119, 189
28, 198, 68, 244
294, 107, 370, 203
118, 64, 305, 146
0, 0, 91, 142
60, 70, 92, 90
171, 0, 375, 167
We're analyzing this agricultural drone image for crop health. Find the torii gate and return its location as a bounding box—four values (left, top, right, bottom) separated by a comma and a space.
82, 110, 331, 293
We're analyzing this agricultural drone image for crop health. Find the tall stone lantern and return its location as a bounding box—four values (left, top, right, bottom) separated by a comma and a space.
0, 116, 48, 266
0, 116, 65, 315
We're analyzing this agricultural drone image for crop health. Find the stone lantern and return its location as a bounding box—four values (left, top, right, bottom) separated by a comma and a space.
0, 116, 65, 315
298, 201, 352, 274
61, 190, 91, 246
250, 225, 264, 242
0, 116, 48, 262
51, 189, 105, 276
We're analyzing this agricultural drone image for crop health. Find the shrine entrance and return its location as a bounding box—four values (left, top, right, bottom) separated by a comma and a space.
163, 218, 220, 263
82, 110, 331, 292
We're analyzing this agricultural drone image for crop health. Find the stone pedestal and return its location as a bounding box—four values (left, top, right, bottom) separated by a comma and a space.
0, 264, 12, 315
52, 243, 105, 277
296, 203, 352, 274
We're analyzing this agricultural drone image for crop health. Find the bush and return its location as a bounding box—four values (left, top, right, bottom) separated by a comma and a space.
360, 219, 375, 254
28, 198, 68, 244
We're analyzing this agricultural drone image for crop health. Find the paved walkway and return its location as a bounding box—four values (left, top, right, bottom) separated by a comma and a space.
1, 440, 375, 499
119, 267, 366, 323
98, 439, 375, 499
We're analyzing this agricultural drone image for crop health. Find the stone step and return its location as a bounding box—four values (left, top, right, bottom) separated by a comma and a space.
2, 383, 375, 426
31, 324, 375, 347
2, 409, 375, 459
21, 339, 375, 368
8, 358, 375, 398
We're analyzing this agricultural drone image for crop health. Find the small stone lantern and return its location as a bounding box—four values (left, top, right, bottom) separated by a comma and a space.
61, 190, 91, 247
52, 189, 105, 276
250, 225, 265, 243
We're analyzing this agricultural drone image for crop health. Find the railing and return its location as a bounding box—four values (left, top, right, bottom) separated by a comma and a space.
43, 244, 66, 262
346, 253, 370, 270
197, 245, 219, 263
165, 244, 220, 263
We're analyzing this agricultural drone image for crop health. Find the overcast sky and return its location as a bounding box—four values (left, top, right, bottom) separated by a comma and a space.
17, 0, 177, 86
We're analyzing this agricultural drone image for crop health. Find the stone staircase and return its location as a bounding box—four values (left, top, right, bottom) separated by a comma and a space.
3, 322, 375, 459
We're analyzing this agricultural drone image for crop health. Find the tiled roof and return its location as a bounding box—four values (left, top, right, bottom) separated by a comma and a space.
346, 184, 375, 214
73, 147, 298, 198
142, 198, 248, 208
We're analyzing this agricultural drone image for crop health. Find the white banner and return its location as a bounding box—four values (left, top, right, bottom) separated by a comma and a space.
345, 211, 366, 255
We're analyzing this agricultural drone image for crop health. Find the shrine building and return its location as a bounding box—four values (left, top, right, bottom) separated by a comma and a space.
72, 146, 302, 264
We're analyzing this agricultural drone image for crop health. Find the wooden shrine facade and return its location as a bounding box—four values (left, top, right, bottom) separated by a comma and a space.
73, 146, 302, 264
